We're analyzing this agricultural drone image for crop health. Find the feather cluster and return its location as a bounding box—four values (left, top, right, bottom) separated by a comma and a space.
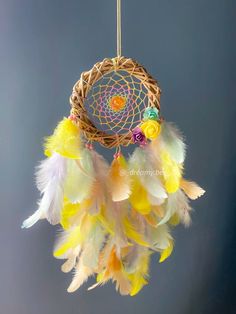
22, 118, 205, 296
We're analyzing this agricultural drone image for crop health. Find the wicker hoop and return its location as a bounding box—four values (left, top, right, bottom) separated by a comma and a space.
70, 56, 161, 148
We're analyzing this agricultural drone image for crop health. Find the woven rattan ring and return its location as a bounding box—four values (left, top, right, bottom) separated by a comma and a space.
70, 56, 161, 149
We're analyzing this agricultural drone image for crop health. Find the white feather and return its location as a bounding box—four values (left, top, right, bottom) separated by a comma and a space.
160, 121, 186, 163
82, 224, 106, 269
64, 149, 94, 203
21, 208, 45, 229
22, 153, 66, 228
158, 190, 191, 226
148, 194, 166, 206
88, 151, 110, 215
129, 147, 167, 199
148, 224, 172, 250
35, 153, 66, 192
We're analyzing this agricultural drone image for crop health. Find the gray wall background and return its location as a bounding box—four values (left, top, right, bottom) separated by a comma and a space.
0, 0, 235, 313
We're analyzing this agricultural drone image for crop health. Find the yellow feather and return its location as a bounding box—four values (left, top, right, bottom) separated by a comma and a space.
54, 214, 96, 258
60, 199, 81, 230
44, 118, 81, 159
54, 225, 82, 258
168, 213, 180, 226
159, 240, 174, 263
123, 217, 149, 247
129, 177, 151, 215
161, 150, 182, 193
129, 251, 150, 296
96, 205, 115, 235
129, 274, 147, 296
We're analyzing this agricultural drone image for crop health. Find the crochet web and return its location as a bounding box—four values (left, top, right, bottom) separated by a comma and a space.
84, 70, 149, 135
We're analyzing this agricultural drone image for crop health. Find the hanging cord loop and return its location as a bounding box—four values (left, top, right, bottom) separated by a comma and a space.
117, 0, 122, 57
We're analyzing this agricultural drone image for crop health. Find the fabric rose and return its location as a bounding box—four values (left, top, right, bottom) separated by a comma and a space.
143, 107, 159, 121
140, 120, 161, 140
132, 127, 146, 145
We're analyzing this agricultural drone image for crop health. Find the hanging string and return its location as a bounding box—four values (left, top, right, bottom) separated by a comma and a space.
117, 0, 122, 57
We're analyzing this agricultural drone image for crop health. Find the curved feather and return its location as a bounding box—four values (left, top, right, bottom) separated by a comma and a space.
128, 249, 151, 296
129, 177, 151, 215
88, 151, 110, 215
159, 240, 174, 263
158, 190, 191, 226
64, 149, 94, 204
53, 225, 82, 258
159, 121, 186, 163
22, 153, 66, 228
67, 259, 93, 293
129, 147, 167, 199
109, 155, 131, 202
102, 247, 131, 295
21, 208, 45, 229
180, 178, 205, 200
82, 222, 106, 269
61, 246, 81, 273
60, 200, 81, 230
160, 150, 182, 193
148, 224, 172, 250
123, 245, 142, 273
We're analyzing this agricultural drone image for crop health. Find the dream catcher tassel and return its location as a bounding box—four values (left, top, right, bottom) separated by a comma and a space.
22, 117, 81, 228
22, 0, 205, 296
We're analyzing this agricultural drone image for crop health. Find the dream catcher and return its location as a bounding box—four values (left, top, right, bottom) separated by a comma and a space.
22, 0, 205, 296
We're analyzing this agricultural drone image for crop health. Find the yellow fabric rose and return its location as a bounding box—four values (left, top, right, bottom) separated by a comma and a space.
140, 120, 161, 140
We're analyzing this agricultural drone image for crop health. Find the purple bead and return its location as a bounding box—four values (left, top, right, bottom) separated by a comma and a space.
132, 127, 147, 145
